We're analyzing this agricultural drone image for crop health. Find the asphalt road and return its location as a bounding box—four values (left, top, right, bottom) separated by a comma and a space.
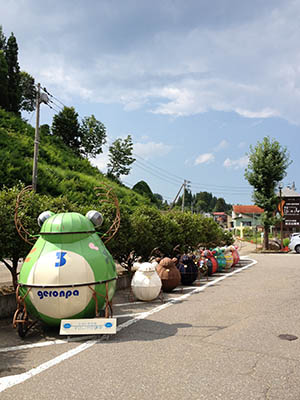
1, 250, 300, 399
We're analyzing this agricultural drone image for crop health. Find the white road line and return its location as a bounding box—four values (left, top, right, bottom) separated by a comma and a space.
172, 286, 195, 291
114, 312, 142, 318
0, 336, 96, 353
114, 301, 141, 306
0, 258, 257, 393
0, 340, 98, 391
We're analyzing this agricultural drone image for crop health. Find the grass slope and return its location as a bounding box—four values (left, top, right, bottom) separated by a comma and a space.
0, 108, 148, 207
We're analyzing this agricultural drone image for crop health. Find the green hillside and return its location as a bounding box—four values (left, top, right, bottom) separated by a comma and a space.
0, 108, 148, 207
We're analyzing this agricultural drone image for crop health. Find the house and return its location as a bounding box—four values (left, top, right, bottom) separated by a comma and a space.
212, 212, 228, 228
232, 205, 264, 238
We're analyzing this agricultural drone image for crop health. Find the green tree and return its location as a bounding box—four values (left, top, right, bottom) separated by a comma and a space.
210, 195, 217, 211
245, 136, 291, 249
0, 27, 8, 110
40, 124, 51, 136
107, 134, 135, 179
52, 106, 81, 153
194, 191, 213, 213
5, 33, 21, 114
79, 114, 107, 158
132, 180, 159, 205
19, 71, 36, 112
0, 50, 8, 110
153, 193, 166, 209
0, 25, 6, 50
214, 197, 227, 212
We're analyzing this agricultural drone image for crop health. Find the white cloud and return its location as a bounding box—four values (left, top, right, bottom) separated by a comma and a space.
134, 141, 172, 160
235, 108, 279, 119
223, 156, 249, 170
194, 153, 215, 165
91, 149, 110, 173
4, 1, 300, 123
215, 139, 229, 151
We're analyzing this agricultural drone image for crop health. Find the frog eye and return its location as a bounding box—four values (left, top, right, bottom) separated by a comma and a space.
86, 210, 103, 227
38, 211, 54, 227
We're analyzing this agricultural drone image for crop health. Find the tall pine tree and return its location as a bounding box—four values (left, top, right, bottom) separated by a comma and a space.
0, 50, 9, 110
0, 26, 8, 110
6, 33, 21, 114
0, 25, 6, 50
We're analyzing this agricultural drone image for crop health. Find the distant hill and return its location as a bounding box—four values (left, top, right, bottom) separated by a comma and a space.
0, 108, 148, 207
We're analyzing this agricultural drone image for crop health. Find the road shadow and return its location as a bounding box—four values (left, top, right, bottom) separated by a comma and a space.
113, 319, 193, 343
0, 347, 28, 378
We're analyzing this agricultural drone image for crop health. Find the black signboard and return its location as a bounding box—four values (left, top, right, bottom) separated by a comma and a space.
282, 197, 300, 227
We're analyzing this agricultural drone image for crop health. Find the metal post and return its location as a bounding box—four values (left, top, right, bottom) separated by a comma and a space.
32, 83, 41, 192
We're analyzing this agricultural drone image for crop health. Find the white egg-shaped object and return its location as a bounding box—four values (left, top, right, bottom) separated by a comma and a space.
131, 262, 162, 301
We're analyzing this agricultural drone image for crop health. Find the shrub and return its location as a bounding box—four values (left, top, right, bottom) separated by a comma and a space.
0, 184, 82, 288
283, 237, 290, 247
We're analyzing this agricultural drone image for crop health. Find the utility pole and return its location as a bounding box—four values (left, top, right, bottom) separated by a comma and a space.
181, 179, 191, 212
32, 83, 48, 191
169, 183, 184, 210
182, 180, 186, 212
32, 83, 40, 191
169, 179, 191, 211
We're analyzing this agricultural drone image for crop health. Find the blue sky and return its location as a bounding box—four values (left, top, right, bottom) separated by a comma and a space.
2, 0, 300, 204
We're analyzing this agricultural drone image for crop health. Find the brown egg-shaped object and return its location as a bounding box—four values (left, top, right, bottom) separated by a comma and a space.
156, 257, 181, 292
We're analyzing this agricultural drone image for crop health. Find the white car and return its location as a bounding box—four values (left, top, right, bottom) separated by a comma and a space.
289, 233, 300, 253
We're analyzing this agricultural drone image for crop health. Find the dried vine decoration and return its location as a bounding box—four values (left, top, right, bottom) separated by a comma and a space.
14, 185, 36, 246
95, 183, 121, 244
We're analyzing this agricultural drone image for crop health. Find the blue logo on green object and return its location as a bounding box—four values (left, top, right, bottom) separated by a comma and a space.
105, 322, 113, 328
64, 323, 71, 329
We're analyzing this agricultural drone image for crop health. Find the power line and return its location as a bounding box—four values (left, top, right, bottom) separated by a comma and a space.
190, 185, 251, 194
191, 182, 251, 191
48, 98, 64, 112
103, 141, 180, 187
133, 158, 183, 184
41, 87, 67, 109
133, 152, 184, 183
45, 102, 61, 114
133, 161, 180, 187
134, 159, 182, 185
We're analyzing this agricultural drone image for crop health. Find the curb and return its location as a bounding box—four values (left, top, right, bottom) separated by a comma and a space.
0, 273, 132, 319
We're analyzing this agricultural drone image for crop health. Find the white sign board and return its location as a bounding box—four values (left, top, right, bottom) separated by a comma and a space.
60, 318, 117, 335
